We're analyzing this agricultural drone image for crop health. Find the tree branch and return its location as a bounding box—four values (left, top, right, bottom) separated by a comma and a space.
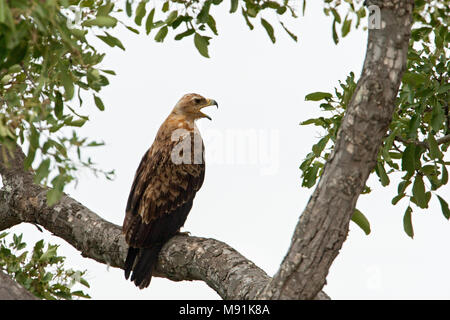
394, 134, 450, 149
258, 0, 415, 299
0, 270, 38, 300
0, 145, 329, 300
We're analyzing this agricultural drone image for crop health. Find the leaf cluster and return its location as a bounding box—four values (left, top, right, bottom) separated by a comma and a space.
0, 232, 90, 299
0, 0, 116, 205
300, 0, 450, 237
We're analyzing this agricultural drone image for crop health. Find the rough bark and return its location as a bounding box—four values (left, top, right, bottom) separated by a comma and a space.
0, 145, 328, 300
258, 0, 414, 299
0, 270, 38, 300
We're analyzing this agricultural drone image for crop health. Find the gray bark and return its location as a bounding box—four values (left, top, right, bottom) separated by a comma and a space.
0, 146, 328, 300
0, 270, 38, 300
258, 0, 414, 299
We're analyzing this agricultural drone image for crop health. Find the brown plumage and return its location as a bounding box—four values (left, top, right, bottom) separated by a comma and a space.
123, 93, 218, 288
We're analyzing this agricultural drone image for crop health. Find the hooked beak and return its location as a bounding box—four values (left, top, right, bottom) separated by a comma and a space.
199, 99, 218, 120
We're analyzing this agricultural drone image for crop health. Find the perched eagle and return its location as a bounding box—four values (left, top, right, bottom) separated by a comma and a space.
122, 93, 218, 288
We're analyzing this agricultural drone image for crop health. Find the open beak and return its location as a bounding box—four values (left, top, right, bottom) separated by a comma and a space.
199, 99, 218, 120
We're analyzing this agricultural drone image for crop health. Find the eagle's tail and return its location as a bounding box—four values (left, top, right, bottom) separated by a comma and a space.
124, 245, 163, 289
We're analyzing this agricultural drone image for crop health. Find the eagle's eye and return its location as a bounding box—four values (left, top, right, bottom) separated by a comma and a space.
194, 98, 202, 104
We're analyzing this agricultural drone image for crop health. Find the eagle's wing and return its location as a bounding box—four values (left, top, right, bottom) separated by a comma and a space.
123, 133, 205, 248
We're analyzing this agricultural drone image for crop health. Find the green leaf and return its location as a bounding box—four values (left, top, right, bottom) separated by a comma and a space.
437, 83, 450, 94
402, 72, 427, 87
392, 193, 406, 205
428, 132, 443, 160
431, 104, 444, 132
67, 119, 87, 127
241, 10, 254, 30
194, 33, 210, 58
397, 180, 411, 194
162, 1, 169, 12
401, 144, 415, 174
197, 1, 211, 23
3, 42, 28, 69
154, 26, 168, 42
376, 162, 390, 186
60, 71, 74, 100
441, 164, 448, 185
437, 195, 450, 220
82, 16, 117, 28
0, 0, 7, 24
230, 0, 238, 13
79, 278, 90, 288
206, 15, 218, 35
174, 29, 195, 41
312, 136, 329, 157
261, 18, 275, 43
145, 8, 155, 34
24, 146, 36, 170
71, 290, 91, 298
125, 0, 132, 17
330, 8, 341, 23
403, 206, 414, 238
39, 245, 58, 262
305, 92, 332, 101
34, 159, 51, 184
280, 21, 297, 42
93, 95, 105, 111
54, 92, 63, 119
341, 17, 352, 37
97, 2, 114, 17
97, 33, 125, 51
135, 1, 147, 26
302, 162, 321, 188
125, 25, 139, 34
29, 126, 39, 149
100, 69, 116, 75
351, 209, 371, 235
332, 19, 339, 44
165, 10, 178, 25
412, 174, 427, 208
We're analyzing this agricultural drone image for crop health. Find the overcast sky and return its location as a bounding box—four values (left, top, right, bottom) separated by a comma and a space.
7, 1, 450, 299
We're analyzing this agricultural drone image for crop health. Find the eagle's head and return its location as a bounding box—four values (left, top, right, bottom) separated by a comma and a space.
172, 93, 218, 121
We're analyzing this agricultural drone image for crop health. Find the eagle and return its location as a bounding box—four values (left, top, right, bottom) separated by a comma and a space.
122, 93, 218, 288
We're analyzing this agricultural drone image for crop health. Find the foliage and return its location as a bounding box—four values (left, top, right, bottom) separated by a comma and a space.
0, 0, 302, 297
300, 0, 450, 237
0, 232, 90, 299
0, 0, 299, 206
124, 0, 299, 54
0, 0, 116, 205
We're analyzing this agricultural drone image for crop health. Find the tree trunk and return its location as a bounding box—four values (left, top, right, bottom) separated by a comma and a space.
258, 0, 414, 300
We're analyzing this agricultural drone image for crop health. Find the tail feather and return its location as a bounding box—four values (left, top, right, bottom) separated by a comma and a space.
124, 245, 163, 289
124, 247, 139, 280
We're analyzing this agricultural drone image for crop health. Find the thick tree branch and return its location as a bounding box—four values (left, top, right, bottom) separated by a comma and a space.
0, 270, 38, 300
258, 0, 415, 299
0, 145, 329, 300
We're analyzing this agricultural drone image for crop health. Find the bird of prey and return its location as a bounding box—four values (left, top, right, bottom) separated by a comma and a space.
122, 93, 218, 288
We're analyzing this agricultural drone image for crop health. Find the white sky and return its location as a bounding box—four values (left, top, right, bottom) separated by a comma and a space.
6, 1, 450, 299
